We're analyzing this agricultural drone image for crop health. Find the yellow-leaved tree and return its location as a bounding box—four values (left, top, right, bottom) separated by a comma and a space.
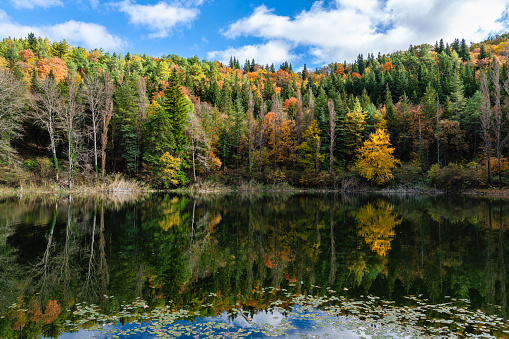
356, 128, 401, 185
160, 152, 182, 188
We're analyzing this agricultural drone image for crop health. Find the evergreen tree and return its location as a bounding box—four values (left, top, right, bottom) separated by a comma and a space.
459, 39, 470, 62
143, 68, 189, 186
479, 44, 488, 60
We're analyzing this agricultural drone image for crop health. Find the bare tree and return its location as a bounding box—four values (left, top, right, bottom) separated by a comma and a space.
31, 76, 64, 181
296, 90, 304, 146
271, 94, 282, 169
308, 87, 315, 122
82, 74, 106, 182
248, 86, 254, 176
258, 96, 266, 173
0, 69, 26, 163
187, 102, 212, 182
327, 99, 336, 174
60, 71, 82, 190
101, 73, 114, 180
480, 70, 492, 183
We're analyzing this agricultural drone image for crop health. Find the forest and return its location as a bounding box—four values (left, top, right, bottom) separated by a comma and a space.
1, 33, 509, 189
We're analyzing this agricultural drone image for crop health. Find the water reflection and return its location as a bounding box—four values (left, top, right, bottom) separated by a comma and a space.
0, 193, 508, 338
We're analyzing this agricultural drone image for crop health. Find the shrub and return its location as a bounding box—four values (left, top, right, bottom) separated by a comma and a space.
394, 162, 424, 186
426, 163, 481, 190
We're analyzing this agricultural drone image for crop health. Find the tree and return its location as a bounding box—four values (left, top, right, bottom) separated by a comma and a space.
230, 97, 245, 173
480, 70, 492, 183
143, 68, 189, 186
449, 67, 466, 121
60, 71, 82, 189
295, 90, 304, 145
269, 94, 283, 169
479, 44, 488, 60
392, 94, 414, 161
136, 76, 148, 176
30, 76, 64, 180
326, 99, 337, 174
345, 99, 366, 151
256, 96, 266, 173
356, 128, 401, 185
0, 68, 26, 163
247, 86, 254, 175
113, 76, 139, 174
101, 72, 114, 180
297, 120, 324, 173
187, 102, 216, 182
490, 59, 507, 187
82, 74, 105, 181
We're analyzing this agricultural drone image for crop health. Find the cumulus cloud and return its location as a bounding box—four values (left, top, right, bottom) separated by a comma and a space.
0, 9, 126, 50
207, 40, 296, 66
113, 0, 199, 38
222, 0, 509, 64
11, 0, 63, 9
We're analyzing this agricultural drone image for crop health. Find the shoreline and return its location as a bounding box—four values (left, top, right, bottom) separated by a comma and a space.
2, 185, 509, 198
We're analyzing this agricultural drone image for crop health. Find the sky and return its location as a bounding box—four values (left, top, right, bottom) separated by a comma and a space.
1, 0, 509, 70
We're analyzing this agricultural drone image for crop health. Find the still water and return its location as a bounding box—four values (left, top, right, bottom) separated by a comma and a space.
1, 192, 509, 338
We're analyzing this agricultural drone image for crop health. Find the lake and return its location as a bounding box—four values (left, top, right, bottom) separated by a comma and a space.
1, 192, 508, 338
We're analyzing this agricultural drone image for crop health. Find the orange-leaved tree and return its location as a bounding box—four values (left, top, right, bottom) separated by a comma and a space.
356, 128, 401, 185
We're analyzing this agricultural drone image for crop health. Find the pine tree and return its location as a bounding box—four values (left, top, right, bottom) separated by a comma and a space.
479, 44, 488, 60
143, 68, 189, 186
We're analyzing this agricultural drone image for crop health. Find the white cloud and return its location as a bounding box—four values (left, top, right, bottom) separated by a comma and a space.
207, 40, 296, 66
222, 0, 509, 64
114, 0, 199, 38
89, 0, 100, 9
0, 10, 126, 51
10, 0, 63, 9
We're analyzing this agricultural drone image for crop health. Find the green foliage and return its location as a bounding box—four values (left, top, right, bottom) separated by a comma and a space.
142, 69, 189, 187
426, 163, 482, 190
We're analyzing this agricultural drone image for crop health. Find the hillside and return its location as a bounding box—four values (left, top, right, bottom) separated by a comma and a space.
0, 33, 508, 190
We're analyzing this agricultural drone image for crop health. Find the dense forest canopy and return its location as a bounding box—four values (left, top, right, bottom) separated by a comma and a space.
1, 33, 509, 188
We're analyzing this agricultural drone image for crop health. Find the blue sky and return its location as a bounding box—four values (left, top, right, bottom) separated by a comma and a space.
1, 0, 509, 70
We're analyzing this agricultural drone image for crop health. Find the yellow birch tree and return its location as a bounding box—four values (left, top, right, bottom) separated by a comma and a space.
356, 128, 401, 185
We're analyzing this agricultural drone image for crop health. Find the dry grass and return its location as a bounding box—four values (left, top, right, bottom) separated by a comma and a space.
99, 174, 147, 192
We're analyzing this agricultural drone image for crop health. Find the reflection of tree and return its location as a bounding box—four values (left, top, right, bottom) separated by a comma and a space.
356, 200, 401, 256
140, 195, 191, 301
0, 218, 20, 320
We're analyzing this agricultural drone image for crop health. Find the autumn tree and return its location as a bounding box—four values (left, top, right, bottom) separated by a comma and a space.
297, 120, 324, 173
345, 98, 366, 152
356, 128, 401, 185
